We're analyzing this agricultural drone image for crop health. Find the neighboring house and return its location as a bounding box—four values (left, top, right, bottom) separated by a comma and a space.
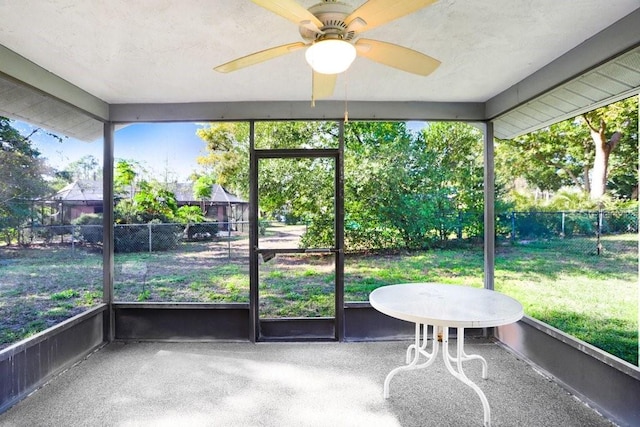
44, 180, 248, 229
166, 183, 249, 230
47, 180, 104, 224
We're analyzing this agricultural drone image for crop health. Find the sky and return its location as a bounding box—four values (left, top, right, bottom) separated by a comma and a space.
19, 120, 427, 183
113, 123, 208, 181
22, 122, 209, 182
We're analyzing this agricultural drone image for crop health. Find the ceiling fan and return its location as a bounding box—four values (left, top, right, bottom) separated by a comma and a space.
214, 0, 441, 104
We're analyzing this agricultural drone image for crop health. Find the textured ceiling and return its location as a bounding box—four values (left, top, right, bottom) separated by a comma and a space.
0, 0, 638, 142
0, 0, 638, 105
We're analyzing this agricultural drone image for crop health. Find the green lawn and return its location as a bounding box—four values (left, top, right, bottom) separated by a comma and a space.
495, 236, 638, 365
1, 235, 637, 365
342, 242, 638, 365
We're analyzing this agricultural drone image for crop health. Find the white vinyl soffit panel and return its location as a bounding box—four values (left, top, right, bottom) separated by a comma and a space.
0, 77, 103, 142
494, 46, 640, 140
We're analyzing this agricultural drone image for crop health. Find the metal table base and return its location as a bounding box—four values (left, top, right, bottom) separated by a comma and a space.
384, 323, 492, 427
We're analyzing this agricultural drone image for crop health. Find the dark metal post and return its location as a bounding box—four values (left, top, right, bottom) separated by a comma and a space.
483, 121, 495, 291
102, 122, 115, 341
249, 121, 259, 342
335, 121, 345, 341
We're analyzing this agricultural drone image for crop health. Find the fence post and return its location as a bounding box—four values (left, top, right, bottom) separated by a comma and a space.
228, 221, 232, 259
511, 212, 516, 244
561, 212, 565, 238
148, 223, 152, 253
596, 210, 602, 255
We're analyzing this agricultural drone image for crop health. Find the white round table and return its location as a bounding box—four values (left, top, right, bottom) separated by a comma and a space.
369, 283, 524, 427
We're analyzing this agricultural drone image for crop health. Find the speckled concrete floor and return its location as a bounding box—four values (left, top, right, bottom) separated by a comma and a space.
0, 340, 614, 427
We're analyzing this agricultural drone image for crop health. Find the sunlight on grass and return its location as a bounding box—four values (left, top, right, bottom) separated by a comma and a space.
495, 240, 638, 365
51, 289, 79, 300
267, 271, 285, 279
2, 235, 637, 363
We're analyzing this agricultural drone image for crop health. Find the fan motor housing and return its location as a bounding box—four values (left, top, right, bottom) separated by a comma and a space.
299, 1, 355, 41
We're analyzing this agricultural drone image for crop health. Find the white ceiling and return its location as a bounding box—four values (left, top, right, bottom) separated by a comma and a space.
0, 0, 639, 140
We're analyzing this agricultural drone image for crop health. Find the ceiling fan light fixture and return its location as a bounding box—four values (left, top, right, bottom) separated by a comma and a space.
305, 39, 356, 74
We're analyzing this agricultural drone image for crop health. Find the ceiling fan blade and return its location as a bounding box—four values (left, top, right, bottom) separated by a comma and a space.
346, 0, 437, 33
252, 0, 323, 29
214, 42, 306, 73
312, 71, 337, 104
355, 38, 440, 76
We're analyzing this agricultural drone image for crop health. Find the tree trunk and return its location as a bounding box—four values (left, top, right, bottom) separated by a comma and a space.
582, 165, 591, 195
590, 127, 608, 199
584, 116, 621, 199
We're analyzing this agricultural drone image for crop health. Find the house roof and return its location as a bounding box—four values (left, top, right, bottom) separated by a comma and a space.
51, 181, 247, 205
210, 184, 246, 204
51, 180, 103, 202
0, 1, 638, 140
166, 183, 247, 204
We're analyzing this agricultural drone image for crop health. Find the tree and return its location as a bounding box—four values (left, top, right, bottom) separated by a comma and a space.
196, 123, 250, 198
343, 121, 416, 248
192, 175, 215, 211
346, 122, 485, 248
195, 120, 489, 250
65, 155, 102, 181
417, 122, 485, 239
497, 96, 638, 201
114, 160, 138, 199
583, 96, 638, 199
496, 119, 590, 193
131, 181, 178, 223
0, 117, 50, 243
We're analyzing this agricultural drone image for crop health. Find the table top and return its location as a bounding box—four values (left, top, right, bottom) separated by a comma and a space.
369, 283, 524, 328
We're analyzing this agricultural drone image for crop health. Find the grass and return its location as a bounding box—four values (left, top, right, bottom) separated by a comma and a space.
0, 231, 637, 365
494, 237, 638, 364
0, 245, 103, 348
51, 289, 79, 300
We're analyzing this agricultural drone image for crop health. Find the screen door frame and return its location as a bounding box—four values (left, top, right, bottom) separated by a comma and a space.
248, 121, 345, 342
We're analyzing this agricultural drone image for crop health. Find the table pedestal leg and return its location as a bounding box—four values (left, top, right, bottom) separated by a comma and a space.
442, 327, 491, 427
383, 323, 438, 398
383, 325, 491, 427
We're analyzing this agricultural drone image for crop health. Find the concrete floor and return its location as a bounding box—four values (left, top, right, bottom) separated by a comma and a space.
0, 339, 614, 427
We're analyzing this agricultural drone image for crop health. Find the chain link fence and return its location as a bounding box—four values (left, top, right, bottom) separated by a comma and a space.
18, 221, 250, 256
18, 224, 100, 250
16, 210, 638, 256
498, 209, 638, 254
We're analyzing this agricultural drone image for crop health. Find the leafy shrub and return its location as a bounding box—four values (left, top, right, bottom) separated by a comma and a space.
114, 224, 147, 253
176, 205, 205, 224
513, 212, 554, 239
300, 216, 333, 248
343, 211, 400, 251
258, 218, 269, 236
563, 212, 596, 237
185, 222, 219, 240
603, 210, 638, 234
149, 222, 181, 251
283, 212, 302, 225
114, 221, 181, 253
73, 213, 103, 243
